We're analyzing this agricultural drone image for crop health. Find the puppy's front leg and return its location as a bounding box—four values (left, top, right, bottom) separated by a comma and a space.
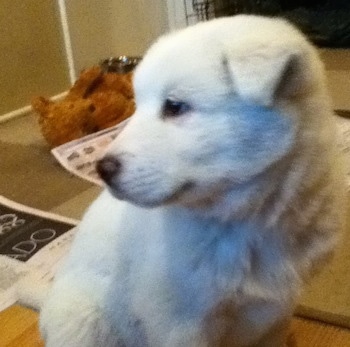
40, 275, 119, 347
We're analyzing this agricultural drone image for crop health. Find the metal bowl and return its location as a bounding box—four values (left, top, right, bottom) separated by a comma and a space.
100, 56, 142, 74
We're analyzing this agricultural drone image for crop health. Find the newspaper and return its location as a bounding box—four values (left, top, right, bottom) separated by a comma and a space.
51, 120, 128, 186
0, 196, 78, 312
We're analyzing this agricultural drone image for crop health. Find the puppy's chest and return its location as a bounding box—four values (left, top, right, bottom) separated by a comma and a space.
137, 219, 287, 318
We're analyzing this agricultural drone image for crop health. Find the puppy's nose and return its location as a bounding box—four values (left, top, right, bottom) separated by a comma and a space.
96, 155, 121, 184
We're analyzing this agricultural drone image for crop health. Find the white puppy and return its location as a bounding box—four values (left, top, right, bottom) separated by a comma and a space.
40, 15, 345, 347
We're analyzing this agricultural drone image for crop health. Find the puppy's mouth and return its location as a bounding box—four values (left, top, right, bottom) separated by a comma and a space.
106, 181, 196, 208
163, 181, 196, 204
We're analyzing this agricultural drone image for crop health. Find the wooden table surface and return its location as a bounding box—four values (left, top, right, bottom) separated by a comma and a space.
1, 305, 350, 347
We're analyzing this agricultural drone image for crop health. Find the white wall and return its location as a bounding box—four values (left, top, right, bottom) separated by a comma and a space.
0, 0, 70, 116
0, 0, 170, 117
65, 0, 170, 74
320, 49, 350, 110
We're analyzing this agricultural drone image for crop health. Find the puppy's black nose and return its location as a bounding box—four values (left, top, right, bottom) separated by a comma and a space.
96, 156, 121, 184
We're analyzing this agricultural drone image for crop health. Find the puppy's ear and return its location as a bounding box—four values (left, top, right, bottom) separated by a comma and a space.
225, 45, 305, 106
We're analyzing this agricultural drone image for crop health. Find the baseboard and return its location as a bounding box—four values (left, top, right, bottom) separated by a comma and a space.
0, 91, 68, 124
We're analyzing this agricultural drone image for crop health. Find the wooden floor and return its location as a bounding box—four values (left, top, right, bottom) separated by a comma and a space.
1, 305, 350, 346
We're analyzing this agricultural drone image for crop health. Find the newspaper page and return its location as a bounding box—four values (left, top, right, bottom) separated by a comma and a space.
0, 196, 78, 312
51, 120, 128, 186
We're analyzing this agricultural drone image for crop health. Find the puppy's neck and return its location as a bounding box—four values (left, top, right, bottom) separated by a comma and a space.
184, 149, 330, 234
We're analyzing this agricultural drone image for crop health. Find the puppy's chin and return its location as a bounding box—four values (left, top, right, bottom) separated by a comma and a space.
105, 181, 196, 208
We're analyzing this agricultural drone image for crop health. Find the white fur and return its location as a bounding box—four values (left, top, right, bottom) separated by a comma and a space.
40, 15, 345, 347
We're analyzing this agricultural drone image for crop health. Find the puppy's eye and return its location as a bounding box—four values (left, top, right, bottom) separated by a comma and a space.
162, 99, 191, 118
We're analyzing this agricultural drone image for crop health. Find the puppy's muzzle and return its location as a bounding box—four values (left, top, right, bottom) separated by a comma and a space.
96, 155, 121, 185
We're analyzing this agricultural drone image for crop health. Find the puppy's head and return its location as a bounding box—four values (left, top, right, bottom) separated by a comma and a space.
97, 15, 325, 208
